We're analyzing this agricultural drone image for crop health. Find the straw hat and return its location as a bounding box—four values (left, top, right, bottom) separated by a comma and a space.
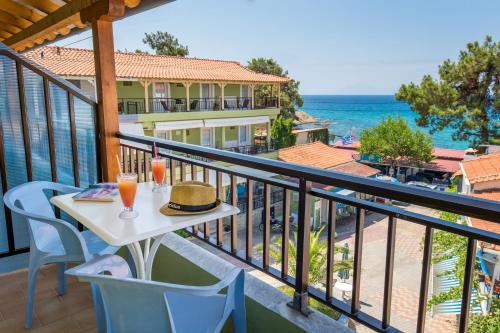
160, 181, 221, 216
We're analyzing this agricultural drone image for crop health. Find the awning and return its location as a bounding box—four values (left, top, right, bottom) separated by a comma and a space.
204, 116, 269, 128
432, 257, 482, 315
155, 120, 204, 131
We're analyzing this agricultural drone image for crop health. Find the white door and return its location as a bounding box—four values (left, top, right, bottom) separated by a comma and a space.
239, 125, 249, 146
201, 128, 214, 147
153, 82, 170, 111
200, 83, 214, 110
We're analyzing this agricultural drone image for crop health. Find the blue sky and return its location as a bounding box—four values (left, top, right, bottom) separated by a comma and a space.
54, 0, 500, 95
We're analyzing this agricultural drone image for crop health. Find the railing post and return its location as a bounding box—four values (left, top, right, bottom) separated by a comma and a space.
459, 238, 477, 333
288, 178, 312, 316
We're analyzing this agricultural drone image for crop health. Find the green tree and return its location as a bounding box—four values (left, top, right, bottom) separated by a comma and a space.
396, 36, 499, 147
141, 31, 189, 57
359, 115, 434, 173
468, 299, 500, 333
258, 227, 353, 286
247, 58, 303, 115
271, 115, 296, 149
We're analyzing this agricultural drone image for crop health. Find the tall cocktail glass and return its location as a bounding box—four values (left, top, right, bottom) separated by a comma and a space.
117, 173, 138, 219
151, 157, 167, 192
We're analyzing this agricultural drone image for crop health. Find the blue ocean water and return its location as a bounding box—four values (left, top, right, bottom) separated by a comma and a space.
300, 95, 469, 150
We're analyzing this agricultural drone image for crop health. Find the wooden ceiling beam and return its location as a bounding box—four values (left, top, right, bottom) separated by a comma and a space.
0, 9, 32, 29
0, 0, 45, 23
0, 30, 13, 39
0, 20, 22, 35
17, 0, 61, 15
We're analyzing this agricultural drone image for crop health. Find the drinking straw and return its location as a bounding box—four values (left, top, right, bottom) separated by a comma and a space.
154, 142, 158, 158
115, 154, 123, 174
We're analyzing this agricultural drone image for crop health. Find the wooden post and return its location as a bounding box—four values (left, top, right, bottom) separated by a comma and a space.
92, 19, 120, 181
219, 83, 226, 110
277, 84, 281, 108
183, 82, 191, 111
140, 80, 151, 113
250, 84, 255, 109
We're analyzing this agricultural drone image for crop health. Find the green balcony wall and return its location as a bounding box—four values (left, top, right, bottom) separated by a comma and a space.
116, 82, 253, 101
117, 80, 151, 99
136, 108, 279, 123
186, 128, 201, 145
225, 126, 238, 142
149, 245, 305, 333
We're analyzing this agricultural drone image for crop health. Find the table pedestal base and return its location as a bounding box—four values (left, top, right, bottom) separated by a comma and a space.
126, 234, 167, 280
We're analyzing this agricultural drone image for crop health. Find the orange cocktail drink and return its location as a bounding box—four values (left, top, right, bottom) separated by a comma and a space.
117, 173, 138, 219
151, 157, 166, 192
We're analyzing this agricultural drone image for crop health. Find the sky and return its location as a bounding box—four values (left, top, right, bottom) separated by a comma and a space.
53, 0, 500, 95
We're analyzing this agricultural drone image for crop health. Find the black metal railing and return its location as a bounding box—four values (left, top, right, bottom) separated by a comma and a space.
0, 45, 99, 257
118, 132, 500, 333
223, 97, 252, 110
118, 98, 146, 114
118, 96, 277, 114
150, 98, 187, 113
255, 96, 278, 109
222, 143, 275, 155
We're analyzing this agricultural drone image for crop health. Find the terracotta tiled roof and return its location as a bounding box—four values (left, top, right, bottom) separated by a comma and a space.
332, 140, 360, 150
24, 46, 288, 84
468, 192, 500, 251
278, 141, 353, 169
461, 153, 500, 184
432, 148, 466, 160
330, 161, 380, 177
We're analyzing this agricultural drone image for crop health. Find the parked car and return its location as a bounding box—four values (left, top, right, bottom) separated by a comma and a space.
406, 181, 439, 190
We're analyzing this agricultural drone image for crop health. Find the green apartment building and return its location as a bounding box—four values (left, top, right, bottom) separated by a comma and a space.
27, 46, 288, 153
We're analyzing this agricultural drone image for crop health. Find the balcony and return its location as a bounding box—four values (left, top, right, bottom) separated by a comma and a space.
1, 17, 500, 333
118, 97, 279, 115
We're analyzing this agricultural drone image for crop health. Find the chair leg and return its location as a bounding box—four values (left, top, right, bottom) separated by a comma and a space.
25, 265, 39, 329
91, 284, 106, 333
57, 262, 67, 295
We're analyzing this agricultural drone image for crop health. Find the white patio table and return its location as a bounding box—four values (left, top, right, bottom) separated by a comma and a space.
50, 182, 239, 280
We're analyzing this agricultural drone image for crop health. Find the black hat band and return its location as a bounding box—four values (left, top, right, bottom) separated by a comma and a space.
167, 201, 217, 212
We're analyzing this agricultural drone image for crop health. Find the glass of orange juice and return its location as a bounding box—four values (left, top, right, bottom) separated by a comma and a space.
151, 157, 166, 192
117, 173, 139, 219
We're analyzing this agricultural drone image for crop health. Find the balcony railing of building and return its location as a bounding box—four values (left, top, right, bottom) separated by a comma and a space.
118, 96, 279, 114
118, 132, 500, 333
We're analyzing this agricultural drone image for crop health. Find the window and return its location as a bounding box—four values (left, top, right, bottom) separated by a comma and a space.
123, 81, 133, 86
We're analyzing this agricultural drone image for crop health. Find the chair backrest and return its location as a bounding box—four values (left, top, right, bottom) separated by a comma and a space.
3, 181, 89, 260
67, 255, 245, 333
242, 98, 250, 109
190, 99, 198, 110
160, 100, 169, 111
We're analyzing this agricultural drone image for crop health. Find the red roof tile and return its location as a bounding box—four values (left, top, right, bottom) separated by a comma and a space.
432, 148, 466, 160
330, 161, 380, 177
461, 153, 500, 184
468, 192, 500, 251
278, 141, 353, 169
332, 140, 360, 150
25, 46, 288, 84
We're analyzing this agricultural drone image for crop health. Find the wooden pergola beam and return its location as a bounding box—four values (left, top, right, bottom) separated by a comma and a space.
0, 0, 45, 23
19, 0, 61, 15
0, 9, 32, 29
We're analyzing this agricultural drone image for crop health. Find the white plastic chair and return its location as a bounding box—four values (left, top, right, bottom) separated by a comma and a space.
66, 254, 247, 333
3, 181, 119, 330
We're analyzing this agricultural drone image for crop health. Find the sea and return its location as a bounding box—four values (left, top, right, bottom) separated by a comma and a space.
300, 95, 469, 150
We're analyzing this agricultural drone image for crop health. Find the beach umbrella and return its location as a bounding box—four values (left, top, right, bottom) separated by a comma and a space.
338, 243, 350, 281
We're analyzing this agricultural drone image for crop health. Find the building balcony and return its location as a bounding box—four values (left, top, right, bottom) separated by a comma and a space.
118, 97, 279, 115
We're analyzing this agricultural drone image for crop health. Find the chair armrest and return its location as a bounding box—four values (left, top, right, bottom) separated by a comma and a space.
66, 254, 132, 278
